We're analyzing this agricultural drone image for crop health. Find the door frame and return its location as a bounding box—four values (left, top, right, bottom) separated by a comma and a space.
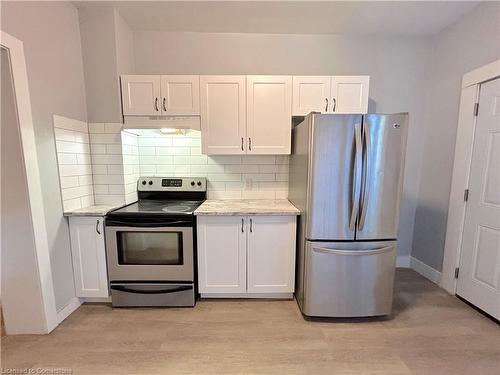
1, 31, 59, 333
441, 59, 500, 294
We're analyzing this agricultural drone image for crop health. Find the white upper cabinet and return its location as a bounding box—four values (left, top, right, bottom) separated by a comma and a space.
121, 75, 161, 116
330, 76, 370, 114
200, 75, 246, 155
246, 76, 292, 154
292, 76, 331, 116
197, 216, 247, 294
247, 216, 296, 294
160, 75, 200, 115
291, 75, 370, 115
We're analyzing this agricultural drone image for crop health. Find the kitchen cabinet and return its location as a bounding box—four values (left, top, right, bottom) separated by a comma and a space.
121, 75, 200, 116
196, 216, 247, 293
68, 216, 108, 297
292, 76, 331, 116
197, 215, 296, 296
200, 76, 246, 155
331, 76, 370, 114
247, 216, 296, 293
121, 75, 161, 116
246, 76, 292, 154
292, 76, 370, 115
160, 75, 200, 115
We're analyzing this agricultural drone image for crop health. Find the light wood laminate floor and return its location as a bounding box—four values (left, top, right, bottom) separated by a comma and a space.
2, 269, 499, 374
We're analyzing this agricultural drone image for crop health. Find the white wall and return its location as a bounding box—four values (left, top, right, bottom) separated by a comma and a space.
1, 2, 87, 311
133, 31, 431, 256
412, 2, 500, 271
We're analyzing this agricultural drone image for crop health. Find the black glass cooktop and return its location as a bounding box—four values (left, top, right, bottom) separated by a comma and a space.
108, 200, 204, 216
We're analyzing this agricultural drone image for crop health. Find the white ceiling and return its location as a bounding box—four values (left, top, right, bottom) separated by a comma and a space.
74, 1, 480, 37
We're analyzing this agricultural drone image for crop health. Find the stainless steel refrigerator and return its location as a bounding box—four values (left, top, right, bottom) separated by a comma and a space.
289, 113, 408, 317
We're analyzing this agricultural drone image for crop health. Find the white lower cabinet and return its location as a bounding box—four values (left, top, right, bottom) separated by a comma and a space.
68, 216, 109, 297
197, 215, 296, 297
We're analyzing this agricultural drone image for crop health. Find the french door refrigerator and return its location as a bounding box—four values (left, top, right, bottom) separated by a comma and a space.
289, 113, 408, 317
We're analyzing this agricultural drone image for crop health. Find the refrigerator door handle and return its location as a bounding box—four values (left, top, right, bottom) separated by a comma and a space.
359, 123, 372, 230
312, 245, 393, 256
349, 123, 363, 231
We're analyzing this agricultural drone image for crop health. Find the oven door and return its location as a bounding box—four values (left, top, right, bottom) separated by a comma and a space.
105, 221, 194, 282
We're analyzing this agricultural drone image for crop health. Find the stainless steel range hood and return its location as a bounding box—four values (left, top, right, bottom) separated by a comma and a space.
123, 115, 201, 130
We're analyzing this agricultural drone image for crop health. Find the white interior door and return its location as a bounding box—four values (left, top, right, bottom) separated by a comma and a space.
246, 75, 292, 154
160, 75, 200, 115
121, 75, 161, 116
457, 77, 500, 320
330, 76, 369, 114
292, 76, 331, 115
200, 75, 246, 154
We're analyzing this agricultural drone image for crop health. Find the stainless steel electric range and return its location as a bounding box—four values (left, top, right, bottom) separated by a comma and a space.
105, 176, 206, 307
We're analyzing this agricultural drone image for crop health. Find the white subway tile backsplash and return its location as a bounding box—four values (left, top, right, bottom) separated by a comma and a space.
60, 176, 79, 189
90, 133, 121, 144
242, 155, 275, 165
59, 164, 92, 177
106, 144, 123, 155
93, 185, 109, 194
91, 154, 123, 165
57, 153, 78, 165
134, 131, 290, 200
92, 164, 108, 175
93, 174, 125, 185
88, 123, 105, 133
105, 123, 123, 134
56, 141, 90, 154
242, 190, 276, 199
90, 144, 106, 154
78, 175, 93, 186
77, 154, 91, 165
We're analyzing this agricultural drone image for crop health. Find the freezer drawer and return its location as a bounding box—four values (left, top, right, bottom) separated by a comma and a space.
299, 240, 396, 317
109, 282, 195, 307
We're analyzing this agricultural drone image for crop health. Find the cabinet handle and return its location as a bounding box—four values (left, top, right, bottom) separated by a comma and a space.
332, 98, 336, 112
248, 137, 252, 151
162, 97, 167, 112
154, 97, 159, 111
325, 98, 328, 112
241, 137, 244, 151
250, 218, 253, 233
96, 220, 101, 235
241, 218, 244, 233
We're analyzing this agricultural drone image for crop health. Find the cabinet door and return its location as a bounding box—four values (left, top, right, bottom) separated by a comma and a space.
69, 217, 108, 297
121, 75, 161, 116
200, 76, 246, 155
246, 75, 292, 154
160, 75, 200, 115
247, 216, 296, 293
292, 76, 331, 116
330, 76, 370, 114
197, 216, 247, 293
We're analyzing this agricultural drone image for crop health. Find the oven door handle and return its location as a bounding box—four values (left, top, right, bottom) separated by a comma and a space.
106, 219, 190, 227
110, 285, 193, 294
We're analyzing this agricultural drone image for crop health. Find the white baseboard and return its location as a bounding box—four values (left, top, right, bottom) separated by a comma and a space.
396, 255, 410, 268
56, 297, 82, 325
410, 256, 442, 284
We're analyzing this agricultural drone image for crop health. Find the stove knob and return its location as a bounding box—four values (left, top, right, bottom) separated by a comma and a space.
142, 180, 147, 185
148, 180, 153, 186
197, 181, 202, 186
190, 181, 195, 186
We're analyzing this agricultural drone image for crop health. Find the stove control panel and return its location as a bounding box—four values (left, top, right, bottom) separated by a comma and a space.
138, 177, 207, 192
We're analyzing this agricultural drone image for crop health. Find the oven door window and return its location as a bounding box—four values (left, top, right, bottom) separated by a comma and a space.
117, 231, 183, 265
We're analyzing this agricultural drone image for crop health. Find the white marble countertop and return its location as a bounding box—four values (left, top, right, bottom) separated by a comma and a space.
63, 205, 119, 217
194, 200, 300, 216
